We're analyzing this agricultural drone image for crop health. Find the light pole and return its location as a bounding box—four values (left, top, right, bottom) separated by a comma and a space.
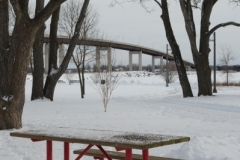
166, 44, 171, 87
209, 32, 217, 93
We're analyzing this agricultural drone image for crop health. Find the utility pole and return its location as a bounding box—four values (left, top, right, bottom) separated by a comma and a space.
166, 44, 171, 87
210, 32, 217, 93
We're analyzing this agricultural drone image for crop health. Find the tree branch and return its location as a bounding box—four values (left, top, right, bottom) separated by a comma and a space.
179, 0, 198, 56
33, 0, 66, 26
154, 0, 162, 8
208, 21, 240, 36
57, 0, 90, 77
9, 0, 23, 19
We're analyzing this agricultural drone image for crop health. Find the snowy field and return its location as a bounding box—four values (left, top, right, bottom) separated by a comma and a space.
1, 71, 240, 160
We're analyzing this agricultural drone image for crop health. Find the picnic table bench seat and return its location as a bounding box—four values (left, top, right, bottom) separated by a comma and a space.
73, 149, 183, 160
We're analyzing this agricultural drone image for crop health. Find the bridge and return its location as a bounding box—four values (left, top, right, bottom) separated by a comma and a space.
44, 35, 194, 72
10, 34, 195, 72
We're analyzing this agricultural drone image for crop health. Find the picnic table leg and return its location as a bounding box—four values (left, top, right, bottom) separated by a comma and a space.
75, 144, 93, 160
125, 149, 132, 160
47, 140, 52, 160
142, 149, 149, 160
64, 142, 70, 160
115, 147, 132, 160
96, 145, 112, 160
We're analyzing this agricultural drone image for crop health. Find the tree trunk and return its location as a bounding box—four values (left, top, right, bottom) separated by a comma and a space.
0, 0, 10, 98
0, 0, 13, 129
44, 0, 90, 100
196, 1, 215, 96
43, 75, 58, 101
82, 45, 86, 95
79, 67, 84, 98
43, 7, 61, 100
161, 0, 193, 97
179, 0, 214, 96
0, 0, 66, 130
31, 0, 45, 100
82, 69, 85, 95
49, 7, 60, 72
0, 17, 38, 129
194, 55, 212, 96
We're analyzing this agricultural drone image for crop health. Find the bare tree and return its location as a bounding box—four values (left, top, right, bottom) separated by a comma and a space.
230, 0, 240, 5
59, 1, 99, 98
218, 45, 237, 86
73, 45, 96, 98
112, 0, 193, 98
113, 0, 240, 97
90, 54, 121, 112
161, 61, 178, 84
0, 0, 66, 130
43, 0, 90, 101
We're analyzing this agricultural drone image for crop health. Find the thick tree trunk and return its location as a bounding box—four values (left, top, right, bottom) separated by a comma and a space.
0, 0, 10, 97
0, 0, 12, 129
0, 0, 65, 130
161, 0, 193, 97
194, 55, 212, 96
31, 0, 45, 100
196, 1, 215, 96
179, 0, 214, 96
0, 104, 23, 130
1, 17, 38, 129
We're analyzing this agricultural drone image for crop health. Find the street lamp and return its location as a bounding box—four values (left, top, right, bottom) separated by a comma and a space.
209, 32, 217, 93
166, 44, 172, 87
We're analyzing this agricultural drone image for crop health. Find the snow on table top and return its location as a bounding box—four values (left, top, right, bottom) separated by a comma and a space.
10, 127, 190, 149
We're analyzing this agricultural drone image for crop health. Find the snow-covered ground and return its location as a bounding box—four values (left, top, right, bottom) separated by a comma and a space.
1, 71, 240, 160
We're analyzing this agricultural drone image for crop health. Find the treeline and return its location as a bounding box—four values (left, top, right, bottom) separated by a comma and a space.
210, 65, 240, 72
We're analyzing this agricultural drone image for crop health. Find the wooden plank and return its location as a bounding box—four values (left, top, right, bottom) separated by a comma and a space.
10, 128, 190, 150
73, 149, 183, 160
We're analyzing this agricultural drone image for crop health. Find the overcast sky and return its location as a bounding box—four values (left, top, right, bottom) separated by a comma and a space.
84, 0, 240, 66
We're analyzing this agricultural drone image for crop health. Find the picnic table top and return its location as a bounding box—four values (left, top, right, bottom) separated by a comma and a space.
10, 127, 190, 150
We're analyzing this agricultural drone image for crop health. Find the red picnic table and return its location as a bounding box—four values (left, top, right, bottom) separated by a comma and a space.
10, 127, 190, 160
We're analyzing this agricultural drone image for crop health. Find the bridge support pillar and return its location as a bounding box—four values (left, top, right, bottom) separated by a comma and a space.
107, 47, 112, 72
152, 57, 155, 72
139, 51, 142, 71
129, 51, 142, 71
96, 47, 112, 72
96, 47, 101, 72
59, 44, 65, 66
129, 52, 133, 71
44, 43, 49, 74
152, 56, 163, 73
160, 56, 163, 73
